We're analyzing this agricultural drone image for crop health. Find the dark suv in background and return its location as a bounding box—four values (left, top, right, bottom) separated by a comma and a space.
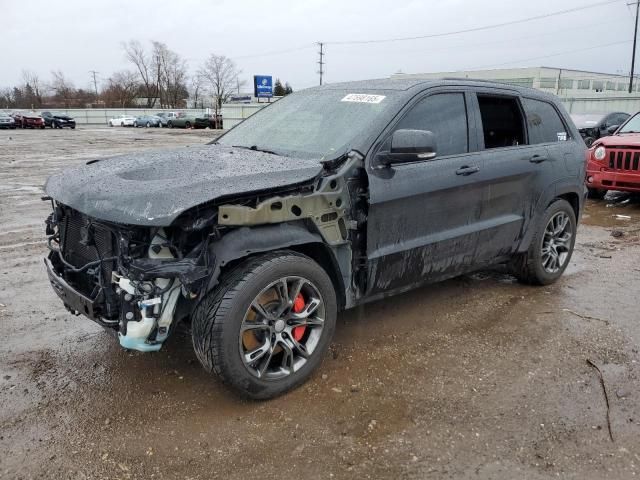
41, 111, 76, 129
43, 79, 585, 399
571, 112, 629, 146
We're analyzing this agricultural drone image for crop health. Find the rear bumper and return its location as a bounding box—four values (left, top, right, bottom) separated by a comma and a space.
587, 161, 640, 192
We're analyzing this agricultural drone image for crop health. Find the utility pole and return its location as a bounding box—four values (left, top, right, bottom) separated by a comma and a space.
317, 42, 325, 86
89, 70, 99, 96
629, 1, 640, 93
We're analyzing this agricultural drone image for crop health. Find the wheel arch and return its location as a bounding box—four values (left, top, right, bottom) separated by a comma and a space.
555, 191, 580, 220
207, 223, 347, 309
517, 184, 583, 253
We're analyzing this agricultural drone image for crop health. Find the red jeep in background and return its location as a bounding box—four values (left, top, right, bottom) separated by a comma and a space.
586, 112, 640, 199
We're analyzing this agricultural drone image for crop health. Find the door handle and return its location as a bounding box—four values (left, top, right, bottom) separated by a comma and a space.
529, 154, 548, 164
455, 165, 480, 176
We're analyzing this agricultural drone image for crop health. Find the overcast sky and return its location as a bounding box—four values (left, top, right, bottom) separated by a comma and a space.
1, 0, 635, 92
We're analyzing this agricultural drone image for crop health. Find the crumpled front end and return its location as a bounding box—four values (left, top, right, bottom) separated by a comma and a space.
44, 202, 213, 351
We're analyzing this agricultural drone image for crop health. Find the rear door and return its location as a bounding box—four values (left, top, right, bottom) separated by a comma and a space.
468, 90, 550, 263
366, 89, 485, 297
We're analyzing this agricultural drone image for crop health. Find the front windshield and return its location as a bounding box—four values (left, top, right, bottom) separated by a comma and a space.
218, 89, 401, 159
618, 113, 640, 133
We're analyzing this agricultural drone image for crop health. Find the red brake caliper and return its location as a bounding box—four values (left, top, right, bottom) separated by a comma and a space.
292, 293, 306, 341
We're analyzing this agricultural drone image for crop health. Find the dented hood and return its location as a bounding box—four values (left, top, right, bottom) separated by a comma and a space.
45, 144, 323, 226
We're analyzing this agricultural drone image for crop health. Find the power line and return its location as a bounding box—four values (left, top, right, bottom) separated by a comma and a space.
232, 44, 315, 60
325, 0, 624, 45
468, 40, 632, 70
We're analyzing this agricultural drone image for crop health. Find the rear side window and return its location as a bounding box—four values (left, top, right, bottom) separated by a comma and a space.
477, 95, 526, 148
524, 98, 569, 144
395, 93, 468, 157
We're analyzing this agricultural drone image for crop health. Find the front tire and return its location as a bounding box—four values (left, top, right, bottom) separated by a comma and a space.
511, 199, 577, 285
192, 251, 337, 400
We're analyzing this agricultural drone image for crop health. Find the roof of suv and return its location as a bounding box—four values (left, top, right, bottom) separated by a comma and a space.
317, 77, 536, 91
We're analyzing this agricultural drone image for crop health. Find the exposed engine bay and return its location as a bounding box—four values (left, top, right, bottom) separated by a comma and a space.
45, 204, 214, 351
43, 151, 367, 352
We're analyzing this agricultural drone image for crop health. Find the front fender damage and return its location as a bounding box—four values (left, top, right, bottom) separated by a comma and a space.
45, 150, 369, 353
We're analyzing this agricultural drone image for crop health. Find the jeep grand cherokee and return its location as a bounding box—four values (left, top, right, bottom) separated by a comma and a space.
43, 79, 586, 399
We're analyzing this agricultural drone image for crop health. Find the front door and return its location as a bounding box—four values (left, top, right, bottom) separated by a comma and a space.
365, 90, 484, 298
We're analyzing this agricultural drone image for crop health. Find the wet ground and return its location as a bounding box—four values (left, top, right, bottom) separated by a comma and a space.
1, 127, 640, 479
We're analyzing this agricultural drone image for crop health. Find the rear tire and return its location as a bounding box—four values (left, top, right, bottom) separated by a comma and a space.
185, 121, 191, 129
587, 188, 607, 199
511, 199, 577, 286
192, 251, 337, 400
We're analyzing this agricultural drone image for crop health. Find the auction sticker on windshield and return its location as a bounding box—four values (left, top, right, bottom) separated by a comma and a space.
341, 94, 386, 104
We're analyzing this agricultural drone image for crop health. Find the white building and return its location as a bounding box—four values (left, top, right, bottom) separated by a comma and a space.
392, 67, 637, 98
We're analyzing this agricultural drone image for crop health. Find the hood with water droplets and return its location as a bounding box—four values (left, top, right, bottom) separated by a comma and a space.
45, 144, 323, 226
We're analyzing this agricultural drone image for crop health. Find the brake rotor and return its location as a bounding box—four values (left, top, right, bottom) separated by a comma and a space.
242, 290, 278, 351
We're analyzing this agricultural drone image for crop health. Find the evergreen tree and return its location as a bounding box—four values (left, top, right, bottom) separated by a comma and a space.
284, 82, 293, 95
273, 78, 286, 97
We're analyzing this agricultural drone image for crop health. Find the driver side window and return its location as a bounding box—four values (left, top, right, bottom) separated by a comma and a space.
394, 93, 469, 157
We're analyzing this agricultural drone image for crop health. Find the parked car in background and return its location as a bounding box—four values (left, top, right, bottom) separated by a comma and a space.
586, 111, 640, 198
571, 112, 629, 147
41, 111, 76, 129
134, 115, 161, 128
167, 112, 209, 129
12, 111, 45, 129
108, 115, 136, 127
0, 112, 16, 129
156, 112, 178, 127
43, 78, 586, 399
204, 113, 223, 129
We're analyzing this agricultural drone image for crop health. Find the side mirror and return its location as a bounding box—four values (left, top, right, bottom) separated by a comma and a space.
378, 129, 437, 166
606, 125, 619, 135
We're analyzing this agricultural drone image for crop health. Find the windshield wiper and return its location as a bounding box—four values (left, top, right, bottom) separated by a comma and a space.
231, 145, 279, 155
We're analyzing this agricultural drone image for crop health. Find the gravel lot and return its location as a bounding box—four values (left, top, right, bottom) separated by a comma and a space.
1, 127, 640, 479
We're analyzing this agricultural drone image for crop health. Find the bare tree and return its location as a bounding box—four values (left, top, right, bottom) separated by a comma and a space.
123, 40, 158, 107
21, 70, 44, 107
0, 87, 15, 109
152, 41, 188, 108
51, 70, 75, 108
102, 70, 139, 107
189, 74, 204, 109
199, 54, 242, 114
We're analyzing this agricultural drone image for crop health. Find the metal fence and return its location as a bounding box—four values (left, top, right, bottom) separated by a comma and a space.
561, 96, 640, 114
20, 96, 640, 128
36, 104, 266, 127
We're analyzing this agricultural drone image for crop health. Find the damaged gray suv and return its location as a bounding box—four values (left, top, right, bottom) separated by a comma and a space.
43, 79, 586, 399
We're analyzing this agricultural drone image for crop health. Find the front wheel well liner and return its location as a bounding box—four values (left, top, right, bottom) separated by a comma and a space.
206, 224, 347, 309
555, 192, 580, 219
